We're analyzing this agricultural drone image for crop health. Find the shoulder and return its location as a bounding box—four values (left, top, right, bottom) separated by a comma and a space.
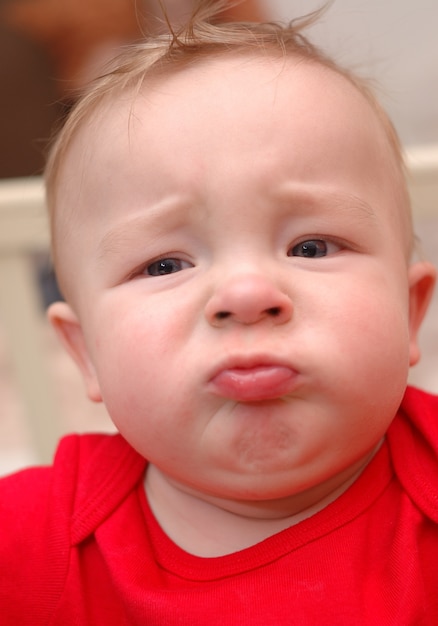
387, 386, 438, 521
0, 433, 146, 622
0, 432, 146, 539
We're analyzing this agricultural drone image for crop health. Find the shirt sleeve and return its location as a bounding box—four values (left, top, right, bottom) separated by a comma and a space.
0, 465, 62, 624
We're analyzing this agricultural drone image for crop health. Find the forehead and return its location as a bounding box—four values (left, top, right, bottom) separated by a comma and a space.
55, 53, 410, 291
90, 55, 379, 149
64, 53, 401, 188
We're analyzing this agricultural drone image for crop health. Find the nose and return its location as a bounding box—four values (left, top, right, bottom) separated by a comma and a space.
205, 273, 293, 327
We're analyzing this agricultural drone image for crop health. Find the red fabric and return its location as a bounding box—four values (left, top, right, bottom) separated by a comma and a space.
1, 386, 438, 625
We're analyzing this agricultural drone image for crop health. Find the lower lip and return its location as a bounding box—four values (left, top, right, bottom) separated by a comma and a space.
209, 365, 298, 402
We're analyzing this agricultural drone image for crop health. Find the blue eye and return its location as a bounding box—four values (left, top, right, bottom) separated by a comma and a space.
289, 240, 330, 258
147, 258, 191, 276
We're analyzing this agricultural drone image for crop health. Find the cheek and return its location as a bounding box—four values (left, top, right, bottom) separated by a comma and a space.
317, 275, 411, 399
89, 302, 192, 422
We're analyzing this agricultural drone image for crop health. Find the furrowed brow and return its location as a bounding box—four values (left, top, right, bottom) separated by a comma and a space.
322, 193, 377, 225
97, 202, 191, 260
275, 184, 377, 223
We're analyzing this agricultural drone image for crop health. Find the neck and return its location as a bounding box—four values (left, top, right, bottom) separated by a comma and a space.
144, 451, 377, 558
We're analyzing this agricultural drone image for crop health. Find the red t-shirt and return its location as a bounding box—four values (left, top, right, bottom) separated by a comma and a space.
1, 386, 438, 625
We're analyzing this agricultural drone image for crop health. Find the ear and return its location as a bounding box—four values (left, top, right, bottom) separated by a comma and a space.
407, 261, 436, 366
47, 302, 102, 402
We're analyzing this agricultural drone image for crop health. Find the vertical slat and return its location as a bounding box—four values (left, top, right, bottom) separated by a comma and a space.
0, 254, 58, 464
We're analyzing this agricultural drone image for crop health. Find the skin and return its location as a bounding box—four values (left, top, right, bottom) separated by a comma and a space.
49, 55, 435, 557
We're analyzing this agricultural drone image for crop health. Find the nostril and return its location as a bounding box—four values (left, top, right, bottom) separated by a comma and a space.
214, 307, 282, 322
215, 311, 231, 320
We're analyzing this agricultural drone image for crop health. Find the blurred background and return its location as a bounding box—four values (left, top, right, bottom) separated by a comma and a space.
0, 0, 437, 474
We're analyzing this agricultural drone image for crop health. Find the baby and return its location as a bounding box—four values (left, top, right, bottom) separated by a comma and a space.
1, 3, 437, 624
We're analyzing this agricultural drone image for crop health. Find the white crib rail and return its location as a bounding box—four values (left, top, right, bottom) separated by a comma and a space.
0, 146, 437, 463
406, 145, 438, 216
0, 177, 57, 463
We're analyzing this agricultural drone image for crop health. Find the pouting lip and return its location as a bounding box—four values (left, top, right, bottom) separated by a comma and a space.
206, 354, 300, 402
207, 354, 299, 382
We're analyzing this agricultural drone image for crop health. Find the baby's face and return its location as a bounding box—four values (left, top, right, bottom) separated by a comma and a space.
51, 55, 434, 507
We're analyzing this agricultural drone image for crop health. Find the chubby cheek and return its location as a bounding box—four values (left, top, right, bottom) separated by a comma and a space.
317, 276, 411, 407
89, 302, 194, 437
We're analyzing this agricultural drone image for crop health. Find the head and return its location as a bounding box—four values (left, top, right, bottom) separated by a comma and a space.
47, 5, 435, 512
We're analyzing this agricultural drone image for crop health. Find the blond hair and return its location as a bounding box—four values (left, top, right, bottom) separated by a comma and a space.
45, 0, 412, 273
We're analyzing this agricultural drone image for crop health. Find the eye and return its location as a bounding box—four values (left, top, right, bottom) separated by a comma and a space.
288, 239, 340, 258
146, 257, 192, 276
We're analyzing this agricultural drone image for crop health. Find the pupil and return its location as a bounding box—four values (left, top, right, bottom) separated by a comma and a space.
302, 242, 318, 257
160, 260, 176, 274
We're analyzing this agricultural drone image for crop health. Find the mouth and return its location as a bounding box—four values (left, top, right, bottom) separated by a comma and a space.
208, 358, 299, 402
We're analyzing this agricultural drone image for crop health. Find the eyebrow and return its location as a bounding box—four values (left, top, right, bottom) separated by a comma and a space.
273, 184, 377, 222
97, 199, 192, 260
